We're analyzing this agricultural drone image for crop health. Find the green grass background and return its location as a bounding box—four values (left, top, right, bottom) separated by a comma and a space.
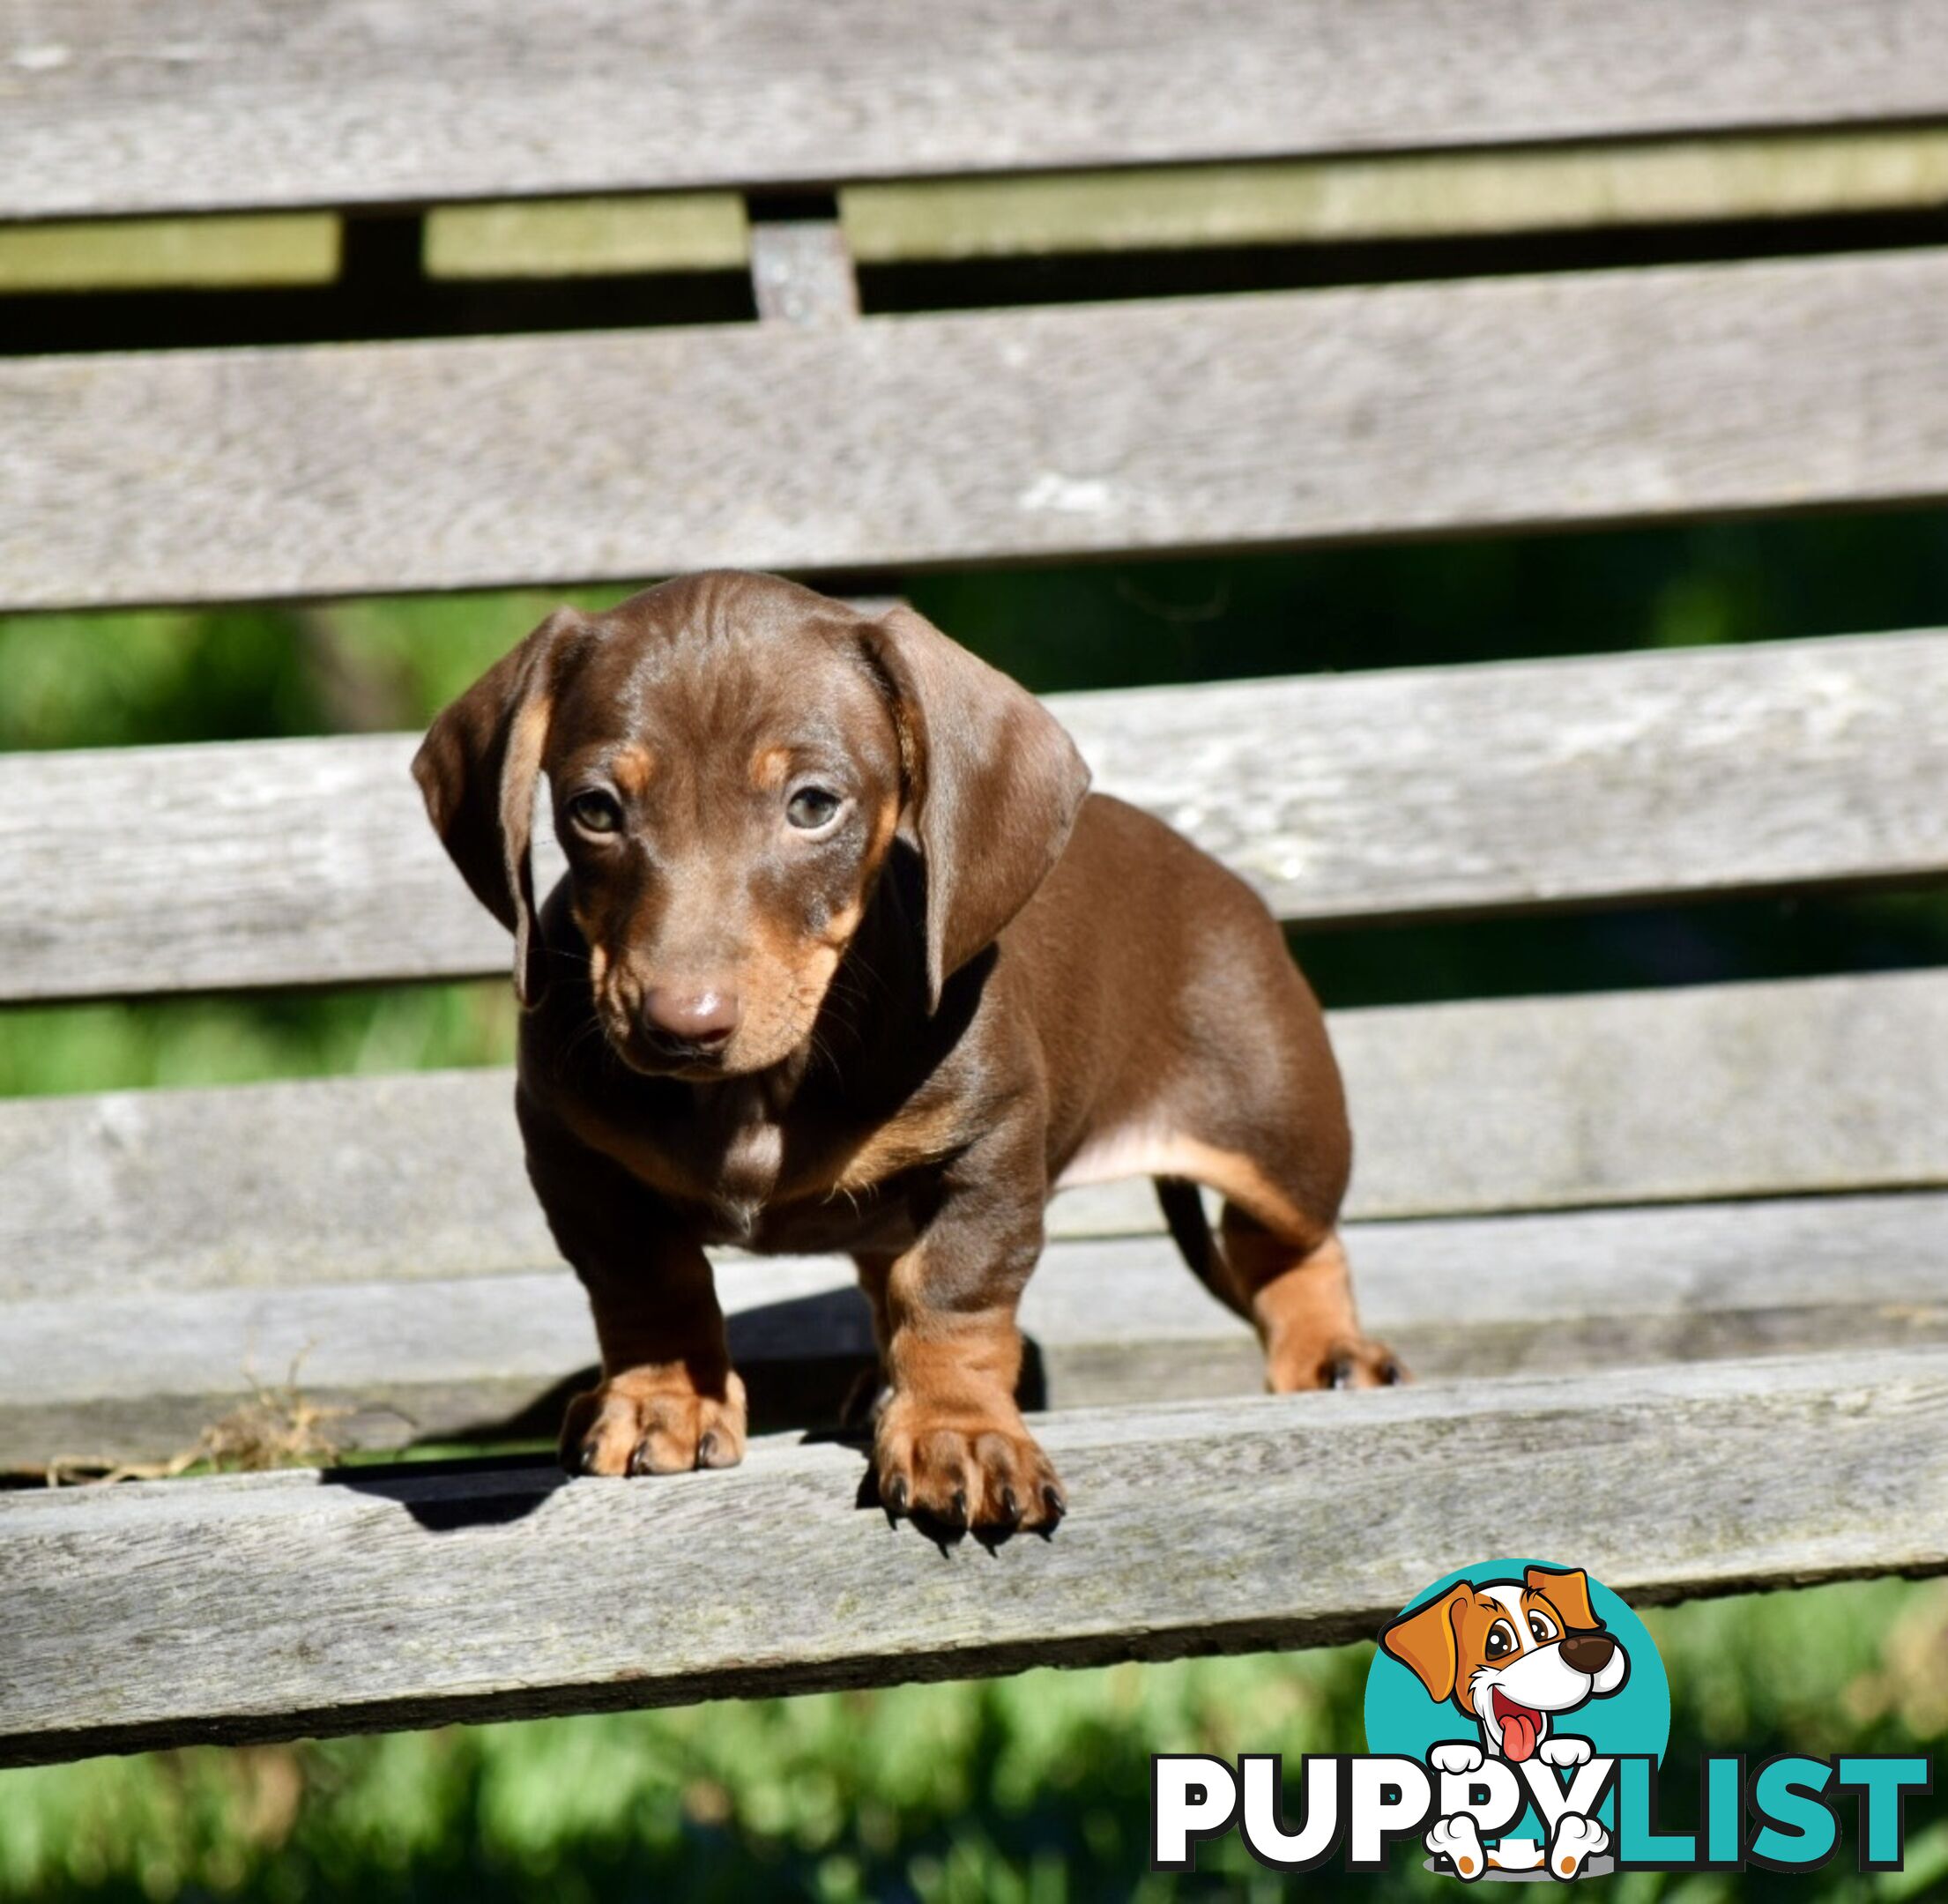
4, 513, 1946, 1897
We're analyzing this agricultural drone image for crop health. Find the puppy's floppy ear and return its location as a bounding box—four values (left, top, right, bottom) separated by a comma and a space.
412, 606, 586, 1008
861, 605, 1090, 1009
1526, 1565, 1601, 1632
1379, 1583, 1472, 1704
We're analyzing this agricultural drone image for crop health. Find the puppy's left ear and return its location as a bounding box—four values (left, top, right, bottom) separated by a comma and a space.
1526, 1565, 1601, 1632
1379, 1583, 1471, 1704
412, 606, 587, 1008
862, 605, 1090, 1008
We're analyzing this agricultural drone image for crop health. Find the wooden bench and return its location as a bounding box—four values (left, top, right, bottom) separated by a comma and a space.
4, 0, 1947, 1769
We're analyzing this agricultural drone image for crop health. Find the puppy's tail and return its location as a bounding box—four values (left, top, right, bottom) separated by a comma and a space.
1155, 1176, 1252, 1320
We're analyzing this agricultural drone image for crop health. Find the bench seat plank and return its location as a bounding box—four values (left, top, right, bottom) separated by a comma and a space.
3, 1344, 1943, 1766
10, 249, 1948, 611
4, 631, 1944, 1002
7, 1, 1947, 221
5, 971, 1944, 1304
4, 1193, 1940, 1471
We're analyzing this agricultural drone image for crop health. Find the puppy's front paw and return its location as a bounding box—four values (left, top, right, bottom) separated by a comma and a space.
561, 1366, 747, 1476
1431, 1742, 1485, 1775
874, 1391, 1065, 1532
1268, 1334, 1409, 1392
1539, 1736, 1592, 1768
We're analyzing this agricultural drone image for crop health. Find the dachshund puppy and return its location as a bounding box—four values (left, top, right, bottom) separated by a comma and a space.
414, 571, 1400, 1532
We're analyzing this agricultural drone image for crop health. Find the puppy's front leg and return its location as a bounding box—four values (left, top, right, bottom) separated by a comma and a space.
561, 1231, 746, 1476
858, 1165, 1064, 1532
521, 1095, 746, 1476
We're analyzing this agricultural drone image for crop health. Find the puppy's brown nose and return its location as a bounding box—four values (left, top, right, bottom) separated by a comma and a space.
1559, 1633, 1617, 1676
641, 985, 740, 1049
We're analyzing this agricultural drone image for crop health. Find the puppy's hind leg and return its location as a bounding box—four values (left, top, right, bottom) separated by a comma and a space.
1221, 1207, 1404, 1392
1161, 1172, 1402, 1390
1140, 852, 1404, 1389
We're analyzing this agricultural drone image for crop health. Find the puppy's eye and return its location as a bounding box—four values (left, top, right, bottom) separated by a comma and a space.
1528, 1612, 1558, 1643
567, 790, 623, 836
786, 785, 844, 832
1484, 1621, 1516, 1660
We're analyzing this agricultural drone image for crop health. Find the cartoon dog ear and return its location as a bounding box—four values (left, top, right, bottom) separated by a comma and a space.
862, 605, 1090, 1010
1526, 1565, 1602, 1632
1379, 1583, 1472, 1703
413, 607, 587, 1009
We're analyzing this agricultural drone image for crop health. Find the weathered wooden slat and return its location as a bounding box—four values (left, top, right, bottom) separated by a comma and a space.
749, 220, 860, 326
4, 1194, 1940, 1472
4, 1345, 1943, 1766
4, 631, 1944, 1000
4, 970, 1944, 1301
11, 247, 1948, 610
6, 1, 1947, 222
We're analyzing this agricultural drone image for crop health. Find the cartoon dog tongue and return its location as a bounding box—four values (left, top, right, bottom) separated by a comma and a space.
1493, 1690, 1542, 1762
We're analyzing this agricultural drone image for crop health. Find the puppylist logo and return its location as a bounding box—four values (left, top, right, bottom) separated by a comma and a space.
1152, 1557, 1932, 1879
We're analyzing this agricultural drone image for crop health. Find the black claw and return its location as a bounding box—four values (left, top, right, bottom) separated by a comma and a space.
1380, 1357, 1407, 1387
697, 1431, 718, 1467
948, 1487, 969, 1528
1327, 1354, 1357, 1390
1041, 1483, 1067, 1523
576, 1441, 601, 1476
627, 1441, 654, 1477
887, 1475, 909, 1515
999, 1486, 1021, 1525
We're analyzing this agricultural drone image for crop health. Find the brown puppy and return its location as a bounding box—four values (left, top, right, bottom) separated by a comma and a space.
414, 571, 1400, 1531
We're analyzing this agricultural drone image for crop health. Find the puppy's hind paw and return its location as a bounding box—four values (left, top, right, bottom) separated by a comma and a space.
1426, 1814, 1487, 1881
1268, 1335, 1409, 1392
1549, 1814, 1609, 1879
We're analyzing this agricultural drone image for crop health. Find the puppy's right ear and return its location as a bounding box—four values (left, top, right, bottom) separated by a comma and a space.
1379, 1583, 1471, 1704
860, 604, 1090, 1011
412, 607, 586, 1008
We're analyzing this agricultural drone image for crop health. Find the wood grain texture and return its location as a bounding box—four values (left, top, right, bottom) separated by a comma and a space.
4, 1194, 1940, 1471
6, 1, 1947, 221
11, 247, 1948, 609
5, 631, 1945, 1000
4, 971, 1944, 1302
4, 1345, 1944, 1766
749, 220, 860, 326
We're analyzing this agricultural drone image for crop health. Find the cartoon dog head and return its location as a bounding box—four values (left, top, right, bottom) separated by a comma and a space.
1379, 1565, 1628, 1763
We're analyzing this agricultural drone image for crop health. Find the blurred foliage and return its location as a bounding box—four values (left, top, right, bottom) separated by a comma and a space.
9, 512, 1948, 756
1, 1580, 1944, 1901
0, 985, 515, 1099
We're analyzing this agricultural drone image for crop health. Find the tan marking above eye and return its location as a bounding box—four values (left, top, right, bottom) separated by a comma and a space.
610, 745, 657, 796
750, 745, 794, 792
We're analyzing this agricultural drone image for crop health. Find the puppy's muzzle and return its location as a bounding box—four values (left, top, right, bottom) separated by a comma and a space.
636, 982, 740, 1063
1558, 1633, 1618, 1677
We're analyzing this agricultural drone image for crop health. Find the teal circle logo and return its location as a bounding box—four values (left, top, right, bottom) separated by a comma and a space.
1364, 1558, 1669, 1873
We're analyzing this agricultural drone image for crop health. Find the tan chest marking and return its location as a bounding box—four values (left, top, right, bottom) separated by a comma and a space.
812, 1099, 967, 1201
